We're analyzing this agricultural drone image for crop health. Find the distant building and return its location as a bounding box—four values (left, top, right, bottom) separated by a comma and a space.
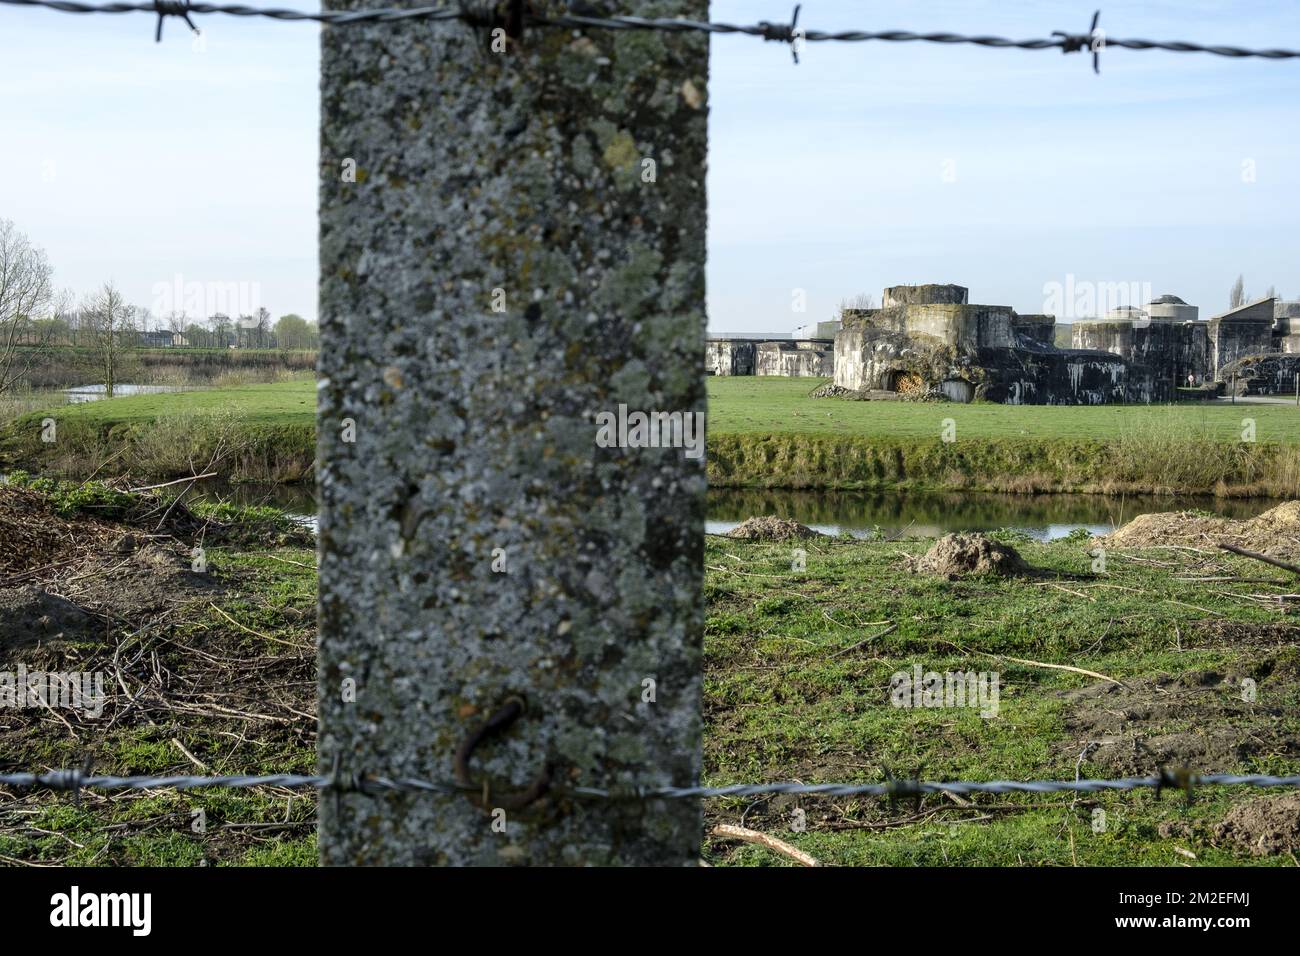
138, 330, 188, 348
834, 283, 1136, 404
707, 285, 1300, 399
706, 321, 841, 377
1072, 295, 1208, 390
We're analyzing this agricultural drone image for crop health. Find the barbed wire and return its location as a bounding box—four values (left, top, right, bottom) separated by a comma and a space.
2, 0, 1299, 70
4, 768, 1300, 801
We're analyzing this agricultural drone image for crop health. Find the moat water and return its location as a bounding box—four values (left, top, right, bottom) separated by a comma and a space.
191, 484, 1277, 541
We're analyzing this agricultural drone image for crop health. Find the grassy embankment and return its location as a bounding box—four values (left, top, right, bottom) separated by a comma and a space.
4, 482, 1297, 865
3, 376, 1299, 493
0, 380, 316, 483
709, 378, 1300, 497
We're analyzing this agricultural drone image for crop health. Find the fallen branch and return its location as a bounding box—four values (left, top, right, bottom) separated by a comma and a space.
937, 640, 1125, 687
710, 824, 821, 867
171, 737, 209, 772
208, 602, 308, 649
994, 654, 1124, 688
828, 623, 897, 659
129, 472, 219, 493
1217, 543, 1300, 577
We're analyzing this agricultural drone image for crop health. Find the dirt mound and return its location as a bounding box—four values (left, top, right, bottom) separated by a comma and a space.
0, 586, 99, 650
62, 543, 220, 619
1059, 669, 1299, 775
1096, 501, 1300, 559
909, 533, 1025, 578
724, 516, 824, 541
1215, 792, 1300, 857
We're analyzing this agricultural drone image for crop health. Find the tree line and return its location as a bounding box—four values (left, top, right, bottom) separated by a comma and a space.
2, 217, 318, 399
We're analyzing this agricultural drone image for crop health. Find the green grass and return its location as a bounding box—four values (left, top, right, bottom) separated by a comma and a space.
707, 378, 1300, 496
35, 380, 315, 426
701, 533, 1300, 866
0, 380, 316, 483
708, 377, 1300, 442
5, 376, 1300, 494
0, 525, 320, 865
6, 509, 1297, 866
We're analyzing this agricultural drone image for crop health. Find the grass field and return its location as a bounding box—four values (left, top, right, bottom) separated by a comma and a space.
30, 380, 316, 426
5, 484, 1298, 866
707, 378, 1300, 497
4, 376, 1300, 494
703, 532, 1300, 866
708, 377, 1300, 442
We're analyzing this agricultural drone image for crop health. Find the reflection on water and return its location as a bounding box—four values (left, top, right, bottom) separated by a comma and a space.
705, 489, 1276, 541
193, 483, 1278, 542
65, 384, 188, 403
194, 482, 319, 527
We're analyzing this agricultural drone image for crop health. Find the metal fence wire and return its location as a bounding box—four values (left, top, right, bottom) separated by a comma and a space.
4, 768, 1300, 804
4, 0, 1300, 826
2, 1, 1300, 71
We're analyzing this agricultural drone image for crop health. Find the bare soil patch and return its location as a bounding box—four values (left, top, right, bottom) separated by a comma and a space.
0, 486, 123, 579
0, 486, 225, 657
1188, 619, 1300, 650
1059, 669, 1300, 775
0, 586, 99, 650
1214, 791, 1300, 856
57, 543, 220, 620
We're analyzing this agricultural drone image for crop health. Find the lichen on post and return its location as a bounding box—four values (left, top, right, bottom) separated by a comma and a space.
316, 1, 708, 865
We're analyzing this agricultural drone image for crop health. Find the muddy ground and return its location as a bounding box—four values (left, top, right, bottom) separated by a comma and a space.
1058, 667, 1300, 776
0, 483, 318, 865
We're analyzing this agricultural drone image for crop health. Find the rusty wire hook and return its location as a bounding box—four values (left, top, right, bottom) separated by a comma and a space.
453, 695, 551, 811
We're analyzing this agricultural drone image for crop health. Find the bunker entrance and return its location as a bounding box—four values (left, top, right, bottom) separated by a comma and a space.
884, 369, 925, 396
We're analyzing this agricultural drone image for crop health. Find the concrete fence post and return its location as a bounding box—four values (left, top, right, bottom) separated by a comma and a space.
316, 1, 709, 865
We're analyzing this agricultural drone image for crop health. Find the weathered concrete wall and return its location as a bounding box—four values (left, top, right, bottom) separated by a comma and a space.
1274, 304, 1300, 353
882, 284, 968, 308
755, 340, 833, 377
833, 320, 954, 392
1072, 319, 1210, 387
1212, 318, 1275, 376
833, 325, 870, 391
840, 303, 1015, 350
976, 348, 1147, 405
317, 0, 707, 866
705, 339, 756, 376
1013, 314, 1056, 348
1220, 353, 1300, 396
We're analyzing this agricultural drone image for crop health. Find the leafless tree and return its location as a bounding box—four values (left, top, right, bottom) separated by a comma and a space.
0, 218, 55, 394
166, 310, 189, 346
81, 281, 137, 399
1230, 274, 1246, 309
835, 292, 876, 320
254, 306, 272, 348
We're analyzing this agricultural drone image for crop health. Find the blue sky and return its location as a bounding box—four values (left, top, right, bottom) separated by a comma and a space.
1, 1, 1297, 332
